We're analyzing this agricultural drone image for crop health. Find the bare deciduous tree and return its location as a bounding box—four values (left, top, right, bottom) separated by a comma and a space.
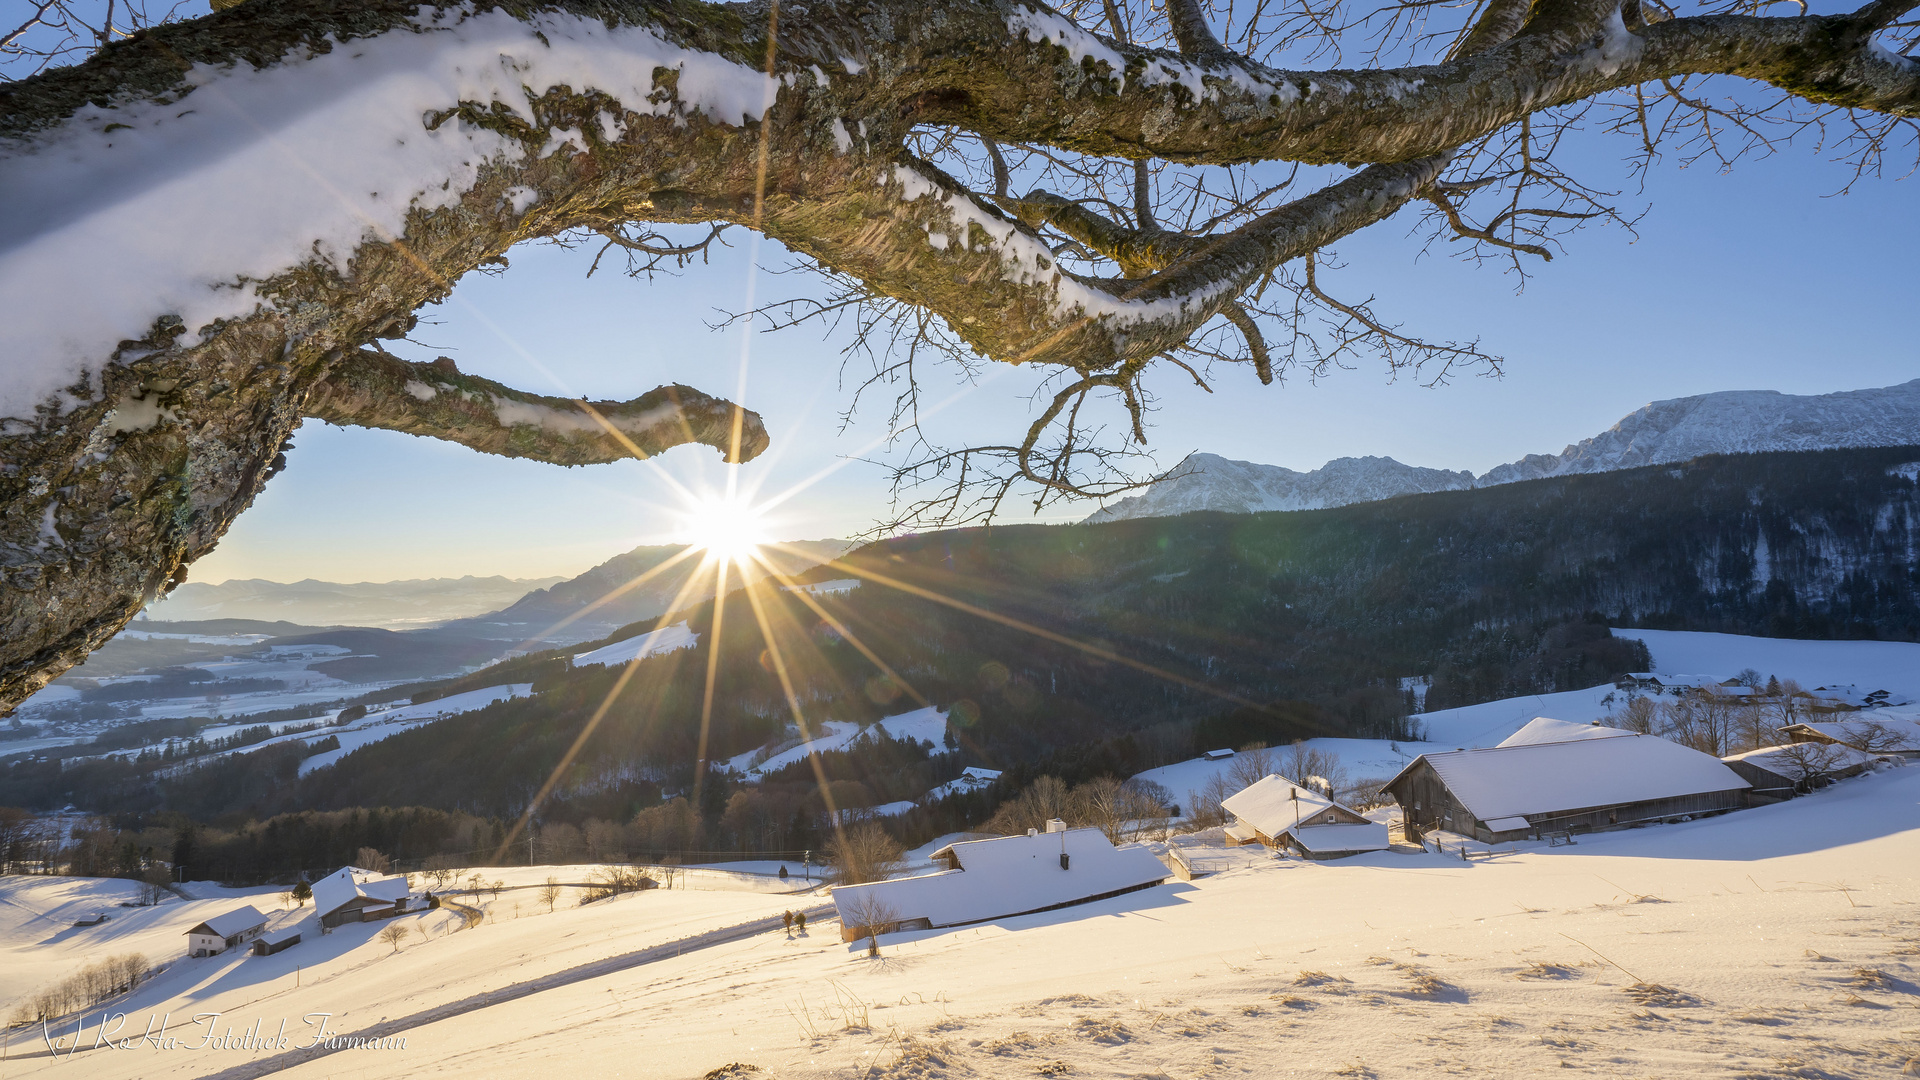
835, 890, 902, 955
537, 876, 564, 913
1280, 741, 1350, 801
378, 921, 409, 952
3, 0, 1917, 710
1225, 744, 1276, 791
823, 820, 907, 885
1769, 740, 1851, 792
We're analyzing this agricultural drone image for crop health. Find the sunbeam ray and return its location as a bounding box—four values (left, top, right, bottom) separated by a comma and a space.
766, 541, 1285, 718
743, 548, 931, 711
689, 551, 733, 817
739, 567, 857, 871
487, 541, 723, 865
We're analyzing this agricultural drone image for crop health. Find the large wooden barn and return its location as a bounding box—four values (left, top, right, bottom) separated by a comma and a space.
1383, 727, 1751, 843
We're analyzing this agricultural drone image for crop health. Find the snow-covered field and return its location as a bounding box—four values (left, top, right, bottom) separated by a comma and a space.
727, 705, 950, 777
0, 876, 291, 1011
1615, 627, 1920, 700
295, 684, 531, 774
5, 765, 1914, 1078
571, 621, 699, 667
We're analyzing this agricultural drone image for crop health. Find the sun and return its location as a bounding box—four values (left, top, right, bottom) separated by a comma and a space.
681, 495, 772, 563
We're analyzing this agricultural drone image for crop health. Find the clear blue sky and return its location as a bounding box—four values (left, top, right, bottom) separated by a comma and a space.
193, 140, 1919, 584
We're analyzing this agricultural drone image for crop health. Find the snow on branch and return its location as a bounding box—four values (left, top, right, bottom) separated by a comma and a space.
305, 350, 768, 465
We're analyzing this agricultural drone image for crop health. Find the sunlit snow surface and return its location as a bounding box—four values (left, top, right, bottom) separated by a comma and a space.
5, 767, 1917, 1078
0, 6, 779, 418
570, 621, 698, 667
725, 704, 949, 777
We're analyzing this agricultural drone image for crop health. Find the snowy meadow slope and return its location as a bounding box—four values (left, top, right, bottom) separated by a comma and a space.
4, 766, 1915, 1079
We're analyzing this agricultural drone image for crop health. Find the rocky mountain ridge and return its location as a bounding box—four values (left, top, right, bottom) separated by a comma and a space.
1090, 379, 1920, 522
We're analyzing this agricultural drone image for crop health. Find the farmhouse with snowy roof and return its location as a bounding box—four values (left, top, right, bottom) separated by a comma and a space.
1497, 717, 1637, 748
1219, 774, 1389, 859
1383, 725, 1751, 843
1780, 716, 1920, 758
312, 866, 416, 928
1721, 743, 1879, 799
185, 904, 267, 957
828, 821, 1168, 941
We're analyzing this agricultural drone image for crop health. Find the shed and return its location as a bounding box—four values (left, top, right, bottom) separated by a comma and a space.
1219, 774, 1388, 858
251, 928, 302, 956
185, 904, 267, 957
1203, 748, 1236, 760
828, 825, 1168, 941
1781, 718, 1920, 757
1383, 733, 1751, 843
1722, 744, 1878, 799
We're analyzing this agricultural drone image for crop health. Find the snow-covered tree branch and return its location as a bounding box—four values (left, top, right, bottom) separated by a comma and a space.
1, 0, 1915, 711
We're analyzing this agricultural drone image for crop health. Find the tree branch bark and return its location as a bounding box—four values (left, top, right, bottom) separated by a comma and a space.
305, 351, 769, 465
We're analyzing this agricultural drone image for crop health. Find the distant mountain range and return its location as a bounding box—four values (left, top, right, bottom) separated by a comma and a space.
142, 575, 565, 628
1089, 379, 1920, 522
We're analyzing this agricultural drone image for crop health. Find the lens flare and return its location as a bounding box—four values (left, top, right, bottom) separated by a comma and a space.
681, 495, 770, 563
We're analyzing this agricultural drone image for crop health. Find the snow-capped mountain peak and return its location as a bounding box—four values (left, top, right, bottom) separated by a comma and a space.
1088, 379, 1920, 523
1085, 453, 1475, 523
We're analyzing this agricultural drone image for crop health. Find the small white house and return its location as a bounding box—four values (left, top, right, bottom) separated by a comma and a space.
185, 905, 267, 957
1220, 774, 1389, 858
829, 823, 1168, 940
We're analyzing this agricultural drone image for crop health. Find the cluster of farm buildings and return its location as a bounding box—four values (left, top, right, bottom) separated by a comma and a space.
829, 708, 1920, 940
181, 865, 430, 960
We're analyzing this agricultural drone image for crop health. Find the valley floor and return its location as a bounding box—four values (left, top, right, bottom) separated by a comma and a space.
5, 764, 1918, 1080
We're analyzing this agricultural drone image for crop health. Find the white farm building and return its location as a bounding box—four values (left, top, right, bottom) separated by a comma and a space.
1219, 774, 1389, 858
829, 822, 1168, 941
185, 905, 267, 957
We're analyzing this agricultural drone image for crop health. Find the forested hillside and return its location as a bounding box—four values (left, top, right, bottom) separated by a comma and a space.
9, 447, 1918, 852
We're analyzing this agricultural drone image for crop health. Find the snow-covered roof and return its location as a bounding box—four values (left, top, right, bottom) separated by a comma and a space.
258, 926, 302, 946
358, 875, 411, 903
1288, 823, 1390, 854
1203, 748, 1235, 760
1497, 718, 1639, 748
1484, 816, 1531, 833
188, 904, 266, 939
1387, 734, 1750, 822
1220, 774, 1366, 839
1782, 718, 1920, 752
310, 868, 362, 917
311, 866, 406, 915
1723, 744, 1879, 775
830, 827, 1167, 931
961, 767, 1003, 782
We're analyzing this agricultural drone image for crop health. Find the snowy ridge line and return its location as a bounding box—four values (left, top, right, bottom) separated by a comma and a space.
172, 903, 835, 1080
1089, 379, 1920, 522
0, 5, 780, 419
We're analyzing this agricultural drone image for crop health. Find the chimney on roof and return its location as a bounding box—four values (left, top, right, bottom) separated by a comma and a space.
1045, 818, 1066, 834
